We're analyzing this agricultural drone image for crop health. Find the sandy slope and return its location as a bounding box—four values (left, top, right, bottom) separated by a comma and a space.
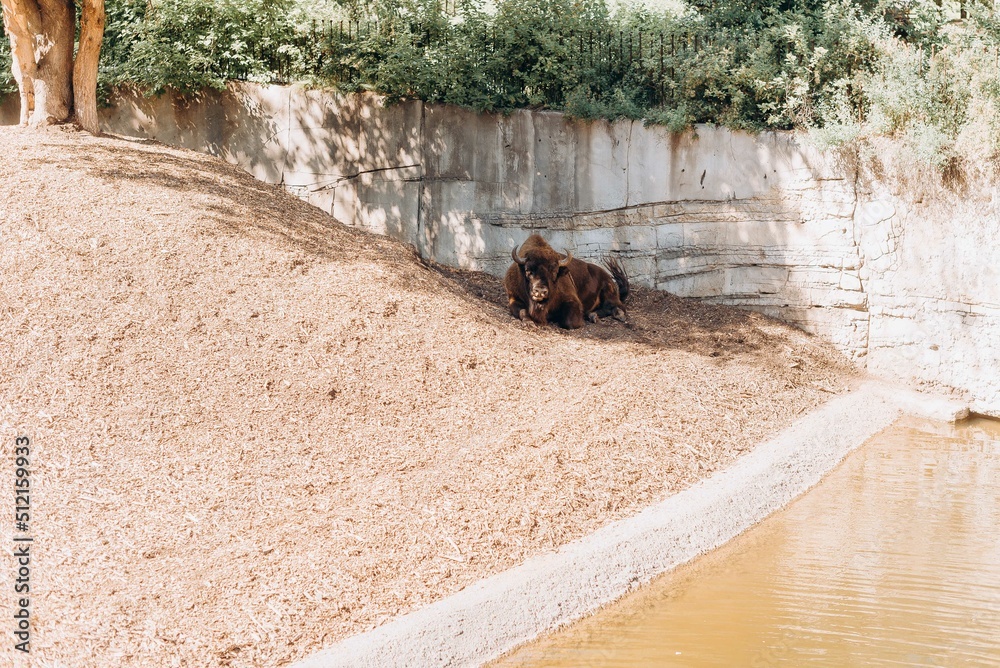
0, 126, 855, 667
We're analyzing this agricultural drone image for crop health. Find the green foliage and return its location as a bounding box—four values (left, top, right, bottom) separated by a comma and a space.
313, 0, 622, 112
99, 0, 301, 97
3, 0, 999, 171
0, 28, 14, 95
854, 12, 1000, 169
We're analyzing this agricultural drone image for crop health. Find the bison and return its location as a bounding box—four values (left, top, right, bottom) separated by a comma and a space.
569, 253, 629, 323
504, 234, 630, 328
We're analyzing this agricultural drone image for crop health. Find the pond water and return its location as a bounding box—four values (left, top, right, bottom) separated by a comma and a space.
493, 417, 1000, 667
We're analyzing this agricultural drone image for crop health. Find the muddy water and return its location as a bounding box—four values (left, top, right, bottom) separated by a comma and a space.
494, 417, 1000, 667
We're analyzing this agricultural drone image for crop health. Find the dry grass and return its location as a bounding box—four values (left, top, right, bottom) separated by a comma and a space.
0, 126, 856, 667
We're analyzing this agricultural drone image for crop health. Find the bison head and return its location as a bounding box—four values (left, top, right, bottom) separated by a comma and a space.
512, 244, 572, 304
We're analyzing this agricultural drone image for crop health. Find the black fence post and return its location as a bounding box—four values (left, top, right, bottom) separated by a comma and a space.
670, 33, 675, 79
659, 32, 664, 103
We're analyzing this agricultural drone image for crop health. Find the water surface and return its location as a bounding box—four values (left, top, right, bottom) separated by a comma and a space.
494, 417, 1000, 667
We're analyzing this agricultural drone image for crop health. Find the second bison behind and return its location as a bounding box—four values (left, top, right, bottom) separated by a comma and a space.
504, 234, 629, 329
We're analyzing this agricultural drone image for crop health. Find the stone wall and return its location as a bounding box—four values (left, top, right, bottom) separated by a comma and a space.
855, 176, 1000, 416
2, 85, 997, 414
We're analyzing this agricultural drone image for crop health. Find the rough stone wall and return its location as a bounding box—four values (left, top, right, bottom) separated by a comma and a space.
2, 85, 996, 414
410, 103, 871, 357
855, 178, 1000, 416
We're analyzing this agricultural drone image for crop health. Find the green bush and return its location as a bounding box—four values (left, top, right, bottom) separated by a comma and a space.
819, 6, 1000, 169
99, 0, 301, 97
3, 0, 1000, 172
0, 29, 14, 95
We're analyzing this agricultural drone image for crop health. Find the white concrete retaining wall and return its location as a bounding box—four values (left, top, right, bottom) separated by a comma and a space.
855, 180, 1000, 416
3, 85, 996, 414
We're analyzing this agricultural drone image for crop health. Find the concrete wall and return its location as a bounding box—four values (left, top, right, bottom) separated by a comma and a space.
3, 85, 997, 415
855, 179, 1000, 416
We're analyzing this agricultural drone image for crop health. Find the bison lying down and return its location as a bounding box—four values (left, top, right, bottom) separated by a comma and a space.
504, 234, 629, 329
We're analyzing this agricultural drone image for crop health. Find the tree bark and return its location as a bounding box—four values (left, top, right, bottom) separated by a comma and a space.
73, 0, 104, 133
33, 0, 75, 124
1, 0, 42, 124
2, 0, 104, 131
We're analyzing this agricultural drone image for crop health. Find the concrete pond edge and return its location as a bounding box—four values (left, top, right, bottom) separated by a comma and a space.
291, 381, 968, 668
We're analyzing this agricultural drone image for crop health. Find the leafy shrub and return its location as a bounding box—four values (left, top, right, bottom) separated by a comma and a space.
826, 7, 1000, 170
99, 0, 301, 97
0, 29, 14, 95
4, 0, 1000, 174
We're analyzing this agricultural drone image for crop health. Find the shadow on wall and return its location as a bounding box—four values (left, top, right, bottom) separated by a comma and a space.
26, 131, 797, 364
277, 89, 424, 249
8, 84, 999, 412
112, 85, 424, 256
0, 84, 869, 361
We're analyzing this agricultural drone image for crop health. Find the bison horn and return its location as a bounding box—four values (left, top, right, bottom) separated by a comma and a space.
511, 244, 526, 266
559, 250, 573, 268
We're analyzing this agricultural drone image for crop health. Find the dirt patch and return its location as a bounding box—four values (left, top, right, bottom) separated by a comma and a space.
431, 262, 797, 360
0, 126, 856, 668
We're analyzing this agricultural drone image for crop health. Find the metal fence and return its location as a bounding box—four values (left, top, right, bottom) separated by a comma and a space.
232, 21, 734, 107
226, 14, 1000, 114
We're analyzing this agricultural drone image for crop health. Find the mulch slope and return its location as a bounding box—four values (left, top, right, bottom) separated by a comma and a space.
0, 126, 856, 667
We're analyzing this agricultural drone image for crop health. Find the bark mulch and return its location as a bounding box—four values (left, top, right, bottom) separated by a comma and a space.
0, 126, 856, 667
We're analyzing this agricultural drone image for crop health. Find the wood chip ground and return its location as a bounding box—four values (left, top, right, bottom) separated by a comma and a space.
0, 126, 857, 667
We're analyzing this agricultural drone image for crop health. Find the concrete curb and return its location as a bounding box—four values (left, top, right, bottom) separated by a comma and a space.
291, 381, 959, 668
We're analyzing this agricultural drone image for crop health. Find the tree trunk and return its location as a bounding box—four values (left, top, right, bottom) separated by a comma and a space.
2, 0, 104, 131
1, 0, 41, 125
73, 0, 104, 133
34, 0, 74, 124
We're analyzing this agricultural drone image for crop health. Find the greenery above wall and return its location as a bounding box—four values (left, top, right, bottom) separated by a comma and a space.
0, 32, 11, 96
1, 0, 998, 171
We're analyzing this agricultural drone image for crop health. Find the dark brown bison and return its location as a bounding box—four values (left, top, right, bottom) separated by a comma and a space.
504, 234, 585, 329
505, 234, 630, 328
569, 253, 629, 322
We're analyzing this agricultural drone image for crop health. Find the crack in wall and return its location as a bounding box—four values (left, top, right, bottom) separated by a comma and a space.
624, 120, 634, 209
847, 150, 873, 364
416, 101, 428, 259
309, 164, 423, 192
